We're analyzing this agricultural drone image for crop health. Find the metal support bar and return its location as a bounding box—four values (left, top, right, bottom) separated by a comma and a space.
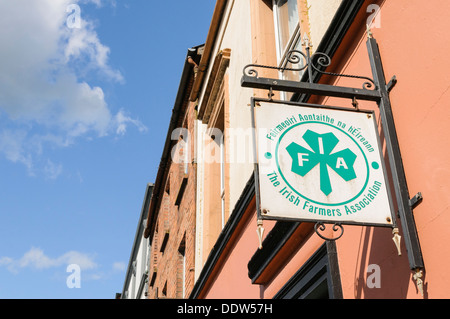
386, 75, 397, 93
366, 37, 424, 270
241, 75, 381, 101
409, 192, 423, 210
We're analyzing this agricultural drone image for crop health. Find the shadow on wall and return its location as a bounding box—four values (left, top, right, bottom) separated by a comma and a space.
353, 224, 425, 298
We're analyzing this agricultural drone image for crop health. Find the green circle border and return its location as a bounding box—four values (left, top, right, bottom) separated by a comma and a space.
275, 121, 370, 206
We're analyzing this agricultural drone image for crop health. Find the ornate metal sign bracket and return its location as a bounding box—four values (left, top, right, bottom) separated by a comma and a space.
314, 222, 344, 241
242, 34, 425, 295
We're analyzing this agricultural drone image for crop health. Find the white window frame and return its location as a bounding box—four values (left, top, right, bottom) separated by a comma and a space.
273, 0, 303, 98
220, 136, 225, 229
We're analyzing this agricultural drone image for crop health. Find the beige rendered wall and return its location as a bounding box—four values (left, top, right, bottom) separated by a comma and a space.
211, 0, 256, 213
307, 0, 343, 50
195, 0, 254, 276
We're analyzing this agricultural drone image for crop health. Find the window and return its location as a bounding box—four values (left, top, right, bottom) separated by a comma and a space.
130, 260, 137, 298
178, 237, 186, 298
161, 281, 167, 298
273, 0, 303, 90
141, 227, 149, 274
214, 104, 226, 229
274, 242, 343, 299
144, 235, 151, 296
274, 0, 300, 56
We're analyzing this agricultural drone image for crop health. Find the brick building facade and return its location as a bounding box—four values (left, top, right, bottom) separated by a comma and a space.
142, 46, 202, 299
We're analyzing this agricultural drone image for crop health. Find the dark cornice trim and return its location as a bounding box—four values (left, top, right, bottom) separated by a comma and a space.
247, 221, 300, 283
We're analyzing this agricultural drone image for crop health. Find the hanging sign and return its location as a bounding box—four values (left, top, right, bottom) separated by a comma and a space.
253, 100, 395, 227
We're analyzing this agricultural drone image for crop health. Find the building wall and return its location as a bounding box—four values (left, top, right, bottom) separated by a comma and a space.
134, 235, 150, 299
123, 237, 148, 299
200, 199, 263, 298
121, 184, 152, 299
141, 0, 450, 299
198, 0, 255, 218
324, 0, 450, 299
147, 97, 198, 299
307, 0, 343, 49
193, 0, 344, 279
195, 0, 255, 275
196, 0, 344, 298
193, 0, 450, 299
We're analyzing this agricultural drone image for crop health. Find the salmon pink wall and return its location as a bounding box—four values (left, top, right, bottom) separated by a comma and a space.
324, 0, 450, 298
203, 212, 276, 298
202, 0, 450, 299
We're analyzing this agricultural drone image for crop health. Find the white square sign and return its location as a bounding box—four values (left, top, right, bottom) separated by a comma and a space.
253, 101, 395, 226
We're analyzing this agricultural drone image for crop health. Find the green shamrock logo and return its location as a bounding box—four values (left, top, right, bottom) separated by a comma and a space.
286, 130, 357, 196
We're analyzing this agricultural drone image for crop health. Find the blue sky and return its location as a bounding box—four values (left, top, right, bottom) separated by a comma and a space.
0, 0, 215, 299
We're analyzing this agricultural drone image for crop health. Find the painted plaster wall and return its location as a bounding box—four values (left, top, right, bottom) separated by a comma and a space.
199, 0, 450, 299
195, 0, 254, 273
320, 0, 450, 298
195, 0, 348, 280
308, 0, 343, 50
212, 0, 255, 213
202, 209, 266, 298
200, 0, 344, 299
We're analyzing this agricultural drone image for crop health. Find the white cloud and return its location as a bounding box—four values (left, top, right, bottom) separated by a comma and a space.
61, 250, 98, 270
0, 257, 14, 267
0, 0, 146, 175
114, 109, 148, 136
0, 130, 34, 174
0, 247, 98, 274
64, 18, 124, 83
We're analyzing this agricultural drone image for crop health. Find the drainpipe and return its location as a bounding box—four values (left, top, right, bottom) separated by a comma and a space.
189, 0, 228, 102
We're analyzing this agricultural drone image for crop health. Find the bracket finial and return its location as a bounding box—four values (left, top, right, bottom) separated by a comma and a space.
301, 33, 312, 48
352, 97, 359, 110
366, 24, 373, 39
268, 87, 274, 101
392, 227, 402, 256
413, 268, 424, 297
256, 219, 265, 249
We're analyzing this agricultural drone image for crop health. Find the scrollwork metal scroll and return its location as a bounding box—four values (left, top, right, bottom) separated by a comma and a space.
314, 222, 344, 241
310, 52, 376, 90
242, 49, 376, 91
243, 50, 308, 78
